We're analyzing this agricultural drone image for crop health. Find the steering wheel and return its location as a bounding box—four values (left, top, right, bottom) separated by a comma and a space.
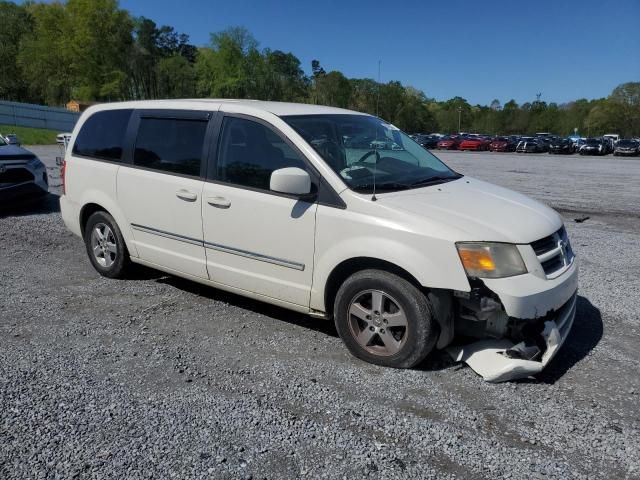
356, 149, 381, 164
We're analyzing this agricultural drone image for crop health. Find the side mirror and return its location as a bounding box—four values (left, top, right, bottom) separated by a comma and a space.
270, 167, 311, 196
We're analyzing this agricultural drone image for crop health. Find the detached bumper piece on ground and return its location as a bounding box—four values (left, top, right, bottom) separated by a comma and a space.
447, 292, 577, 382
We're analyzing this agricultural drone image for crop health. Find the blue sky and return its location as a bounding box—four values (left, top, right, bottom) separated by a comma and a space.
29, 0, 640, 105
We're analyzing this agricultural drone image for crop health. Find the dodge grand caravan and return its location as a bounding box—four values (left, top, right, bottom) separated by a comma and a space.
60, 100, 578, 382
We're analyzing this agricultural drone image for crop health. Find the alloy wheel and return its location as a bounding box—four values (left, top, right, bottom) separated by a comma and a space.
347, 289, 409, 356
90, 223, 117, 268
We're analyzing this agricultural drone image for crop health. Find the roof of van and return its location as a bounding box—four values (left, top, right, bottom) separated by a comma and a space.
87, 99, 367, 117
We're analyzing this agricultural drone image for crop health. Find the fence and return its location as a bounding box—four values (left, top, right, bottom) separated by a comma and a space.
0, 100, 80, 132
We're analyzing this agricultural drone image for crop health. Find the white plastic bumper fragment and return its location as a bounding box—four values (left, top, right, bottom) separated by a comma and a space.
447, 292, 577, 383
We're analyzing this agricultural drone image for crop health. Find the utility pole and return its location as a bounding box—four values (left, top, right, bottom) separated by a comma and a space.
457, 107, 462, 133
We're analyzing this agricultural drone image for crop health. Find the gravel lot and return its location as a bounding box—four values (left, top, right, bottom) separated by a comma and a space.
1, 147, 639, 479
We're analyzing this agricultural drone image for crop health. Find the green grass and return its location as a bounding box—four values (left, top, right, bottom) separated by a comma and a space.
0, 124, 59, 145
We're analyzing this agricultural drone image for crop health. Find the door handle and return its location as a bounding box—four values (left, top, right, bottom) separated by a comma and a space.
207, 196, 231, 209
176, 189, 198, 202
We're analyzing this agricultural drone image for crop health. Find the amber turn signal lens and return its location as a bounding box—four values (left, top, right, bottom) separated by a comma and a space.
458, 247, 496, 272
456, 242, 527, 278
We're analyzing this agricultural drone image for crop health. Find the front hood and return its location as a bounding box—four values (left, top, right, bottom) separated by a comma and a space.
0, 145, 36, 161
375, 177, 562, 243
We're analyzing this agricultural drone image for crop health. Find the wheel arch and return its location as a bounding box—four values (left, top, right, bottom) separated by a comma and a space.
322, 256, 455, 349
79, 202, 107, 235
77, 197, 138, 257
324, 257, 422, 316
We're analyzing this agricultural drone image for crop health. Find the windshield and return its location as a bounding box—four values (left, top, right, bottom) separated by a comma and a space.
618, 140, 638, 147
0, 136, 7, 146
586, 139, 600, 145
283, 114, 461, 193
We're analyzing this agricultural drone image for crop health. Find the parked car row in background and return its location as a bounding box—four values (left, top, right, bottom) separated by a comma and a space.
410, 132, 640, 156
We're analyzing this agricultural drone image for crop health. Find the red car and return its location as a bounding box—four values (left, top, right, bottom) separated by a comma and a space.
489, 137, 517, 152
458, 137, 491, 151
437, 136, 460, 150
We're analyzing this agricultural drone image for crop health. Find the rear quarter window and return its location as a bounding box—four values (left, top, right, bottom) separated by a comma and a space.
72, 109, 133, 161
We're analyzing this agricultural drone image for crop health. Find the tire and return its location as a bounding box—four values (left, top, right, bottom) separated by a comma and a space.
84, 210, 132, 279
333, 269, 438, 369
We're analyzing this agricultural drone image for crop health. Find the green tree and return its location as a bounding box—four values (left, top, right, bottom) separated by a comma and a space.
199, 26, 260, 98
348, 78, 379, 115
584, 100, 625, 136
8, 12, 639, 138
558, 99, 591, 136
128, 17, 157, 99
156, 55, 196, 98
18, 0, 134, 104
263, 50, 308, 101
65, 0, 133, 101
377, 81, 405, 122
195, 47, 217, 97
315, 71, 351, 107
17, 2, 75, 105
435, 97, 471, 133
394, 98, 437, 133
609, 82, 640, 136
0, 1, 32, 101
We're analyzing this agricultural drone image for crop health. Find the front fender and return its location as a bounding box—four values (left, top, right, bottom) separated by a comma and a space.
310, 212, 470, 312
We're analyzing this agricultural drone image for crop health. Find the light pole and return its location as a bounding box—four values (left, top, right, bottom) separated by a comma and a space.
376, 60, 381, 117
457, 107, 462, 133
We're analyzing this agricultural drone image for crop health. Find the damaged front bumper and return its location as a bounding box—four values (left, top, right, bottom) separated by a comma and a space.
447, 258, 579, 382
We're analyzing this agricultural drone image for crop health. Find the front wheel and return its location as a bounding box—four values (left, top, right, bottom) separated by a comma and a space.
84, 211, 133, 279
333, 270, 438, 368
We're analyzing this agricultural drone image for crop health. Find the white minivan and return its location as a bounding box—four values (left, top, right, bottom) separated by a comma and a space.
60, 100, 578, 382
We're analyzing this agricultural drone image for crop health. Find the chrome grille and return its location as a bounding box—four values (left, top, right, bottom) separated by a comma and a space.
531, 226, 575, 278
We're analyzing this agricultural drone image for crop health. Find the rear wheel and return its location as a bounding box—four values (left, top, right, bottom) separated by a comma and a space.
84, 211, 132, 279
334, 270, 438, 368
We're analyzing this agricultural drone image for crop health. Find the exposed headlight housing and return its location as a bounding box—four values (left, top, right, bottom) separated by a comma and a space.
456, 242, 527, 278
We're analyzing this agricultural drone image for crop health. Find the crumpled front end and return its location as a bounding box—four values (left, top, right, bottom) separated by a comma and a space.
447, 227, 579, 382
447, 290, 577, 382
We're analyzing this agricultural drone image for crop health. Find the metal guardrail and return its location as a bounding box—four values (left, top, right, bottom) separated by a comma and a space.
0, 100, 80, 132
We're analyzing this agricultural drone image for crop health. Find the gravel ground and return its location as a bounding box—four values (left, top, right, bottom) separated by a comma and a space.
1, 147, 639, 479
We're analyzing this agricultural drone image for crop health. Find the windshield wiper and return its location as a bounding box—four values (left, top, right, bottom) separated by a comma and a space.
352, 175, 462, 193
352, 182, 411, 192
409, 174, 462, 187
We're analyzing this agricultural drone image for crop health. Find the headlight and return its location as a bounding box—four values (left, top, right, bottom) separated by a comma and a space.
456, 242, 527, 278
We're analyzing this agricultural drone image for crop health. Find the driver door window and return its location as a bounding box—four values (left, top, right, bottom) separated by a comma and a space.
217, 117, 306, 190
